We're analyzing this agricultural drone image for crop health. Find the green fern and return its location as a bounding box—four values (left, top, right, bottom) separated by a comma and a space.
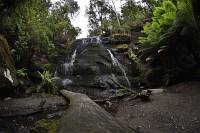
139, 0, 177, 47
162, 0, 177, 12
38, 70, 58, 93
153, 7, 165, 16
16, 68, 28, 77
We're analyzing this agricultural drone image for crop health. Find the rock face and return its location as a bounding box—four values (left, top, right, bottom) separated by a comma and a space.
0, 36, 18, 90
55, 42, 134, 97
59, 90, 135, 133
72, 45, 130, 89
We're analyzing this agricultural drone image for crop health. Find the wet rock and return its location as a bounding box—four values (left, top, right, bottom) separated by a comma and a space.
72, 45, 130, 89
55, 40, 139, 98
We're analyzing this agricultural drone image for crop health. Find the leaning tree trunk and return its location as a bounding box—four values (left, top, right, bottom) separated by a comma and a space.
59, 90, 136, 133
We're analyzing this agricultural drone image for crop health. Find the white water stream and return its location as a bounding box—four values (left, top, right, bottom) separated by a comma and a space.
107, 49, 131, 88
55, 49, 77, 86
63, 49, 77, 75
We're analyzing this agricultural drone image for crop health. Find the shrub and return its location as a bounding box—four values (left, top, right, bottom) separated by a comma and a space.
16, 68, 28, 78
139, 0, 177, 47
38, 70, 58, 93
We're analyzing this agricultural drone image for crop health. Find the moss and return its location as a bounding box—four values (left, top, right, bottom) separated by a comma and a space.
128, 48, 138, 62
115, 44, 129, 49
114, 44, 129, 53
31, 119, 60, 133
111, 34, 130, 40
116, 89, 128, 97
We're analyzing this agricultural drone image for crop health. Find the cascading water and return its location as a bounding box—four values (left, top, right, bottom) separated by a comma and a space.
63, 49, 77, 76
107, 49, 131, 88
55, 49, 77, 86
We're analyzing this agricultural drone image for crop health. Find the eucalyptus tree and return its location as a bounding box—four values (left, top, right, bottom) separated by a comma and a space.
86, 0, 116, 36
49, 0, 80, 45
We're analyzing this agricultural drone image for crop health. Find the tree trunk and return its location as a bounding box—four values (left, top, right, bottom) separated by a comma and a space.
59, 90, 136, 133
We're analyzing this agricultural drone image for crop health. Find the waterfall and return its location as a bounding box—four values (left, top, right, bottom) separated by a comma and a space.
62, 49, 77, 76
107, 49, 131, 88
55, 49, 77, 86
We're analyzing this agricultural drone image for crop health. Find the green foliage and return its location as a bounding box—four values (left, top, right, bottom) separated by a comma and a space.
121, 0, 146, 27
16, 68, 28, 86
176, 0, 199, 29
45, 0, 80, 63
49, 0, 80, 44
16, 68, 28, 78
86, 0, 116, 36
0, 0, 80, 67
139, 0, 177, 47
137, 0, 200, 87
128, 48, 139, 62
5, 0, 52, 64
38, 70, 58, 93
32, 119, 60, 133
116, 89, 128, 97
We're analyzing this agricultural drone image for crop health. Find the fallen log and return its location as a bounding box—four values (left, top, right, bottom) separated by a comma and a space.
59, 90, 136, 133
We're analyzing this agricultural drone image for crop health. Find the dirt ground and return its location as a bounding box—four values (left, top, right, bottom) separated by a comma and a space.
113, 81, 200, 133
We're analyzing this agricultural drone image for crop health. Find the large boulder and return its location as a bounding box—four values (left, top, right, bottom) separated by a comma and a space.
73, 45, 123, 88
73, 45, 134, 89
56, 44, 133, 95
55, 41, 139, 98
0, 36, 18, 90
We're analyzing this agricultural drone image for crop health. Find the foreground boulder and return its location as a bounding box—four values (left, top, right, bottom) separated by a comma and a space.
59, 90, 136, 133
0, 36, 18, 90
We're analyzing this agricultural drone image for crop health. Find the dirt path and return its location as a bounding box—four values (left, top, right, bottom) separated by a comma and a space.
114, 81, 200, 133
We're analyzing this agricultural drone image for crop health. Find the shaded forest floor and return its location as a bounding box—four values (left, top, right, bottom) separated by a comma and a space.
108, 81, 200, 133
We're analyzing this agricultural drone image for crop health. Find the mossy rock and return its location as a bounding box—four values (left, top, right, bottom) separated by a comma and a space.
31, 119, 60, 133
128, 48, 138, 62
115, 44, 129, 52
111, 34, 131, 45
